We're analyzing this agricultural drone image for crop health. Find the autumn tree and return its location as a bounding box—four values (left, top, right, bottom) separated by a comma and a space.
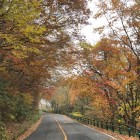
92, 0, 140, 126
94, 0, 140, 94
81, 38, 140, 127
68, 71, 113, 119
51, 79, 72, 113
0, 0, 90, 94
0, 0, 91, 88
0, 0, 91, 128
0, 0, 91, 138
94, 0, 139, 57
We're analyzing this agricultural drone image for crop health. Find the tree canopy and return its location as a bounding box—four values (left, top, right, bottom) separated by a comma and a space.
0, 0, 140, 139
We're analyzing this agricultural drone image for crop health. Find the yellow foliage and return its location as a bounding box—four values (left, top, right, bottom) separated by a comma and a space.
22, 94, 34, 106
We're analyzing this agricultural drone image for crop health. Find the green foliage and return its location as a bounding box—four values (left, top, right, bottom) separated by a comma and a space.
0, 81, 40, 139
14, 95, 33, 122
0, 82, 15, 122
0, 81, 34, 123
0, 121, 8, 140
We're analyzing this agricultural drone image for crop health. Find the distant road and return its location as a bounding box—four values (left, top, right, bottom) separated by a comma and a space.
26, 113, 115, 140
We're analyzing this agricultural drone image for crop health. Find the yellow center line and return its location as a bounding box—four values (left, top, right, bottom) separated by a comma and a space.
54, 117, 67, 140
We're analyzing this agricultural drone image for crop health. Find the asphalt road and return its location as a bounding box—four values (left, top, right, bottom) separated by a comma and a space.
26, 113, 115, 140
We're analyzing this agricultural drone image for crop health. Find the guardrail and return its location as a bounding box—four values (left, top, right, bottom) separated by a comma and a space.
65, 113, 140, 139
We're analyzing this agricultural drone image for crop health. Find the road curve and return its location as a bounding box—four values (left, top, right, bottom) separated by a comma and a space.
26, 113, 115, 140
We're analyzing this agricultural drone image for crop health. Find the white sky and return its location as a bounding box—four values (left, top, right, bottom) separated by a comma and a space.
81, 0, 107, 45
81, 0, 136, 45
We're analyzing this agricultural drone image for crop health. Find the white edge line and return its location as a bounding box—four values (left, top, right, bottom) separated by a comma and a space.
64, 115, 117, 140
78, 122, 117, 140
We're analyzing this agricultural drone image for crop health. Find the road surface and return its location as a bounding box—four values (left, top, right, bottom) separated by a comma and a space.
26, 113, 115, 140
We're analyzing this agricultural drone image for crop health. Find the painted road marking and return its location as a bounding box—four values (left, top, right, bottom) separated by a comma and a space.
61, 115, 75, 124
63, 121, 74, 124
54, 118, 67, 140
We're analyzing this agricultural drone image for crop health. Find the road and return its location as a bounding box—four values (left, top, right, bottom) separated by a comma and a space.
26, 113, 115, 140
